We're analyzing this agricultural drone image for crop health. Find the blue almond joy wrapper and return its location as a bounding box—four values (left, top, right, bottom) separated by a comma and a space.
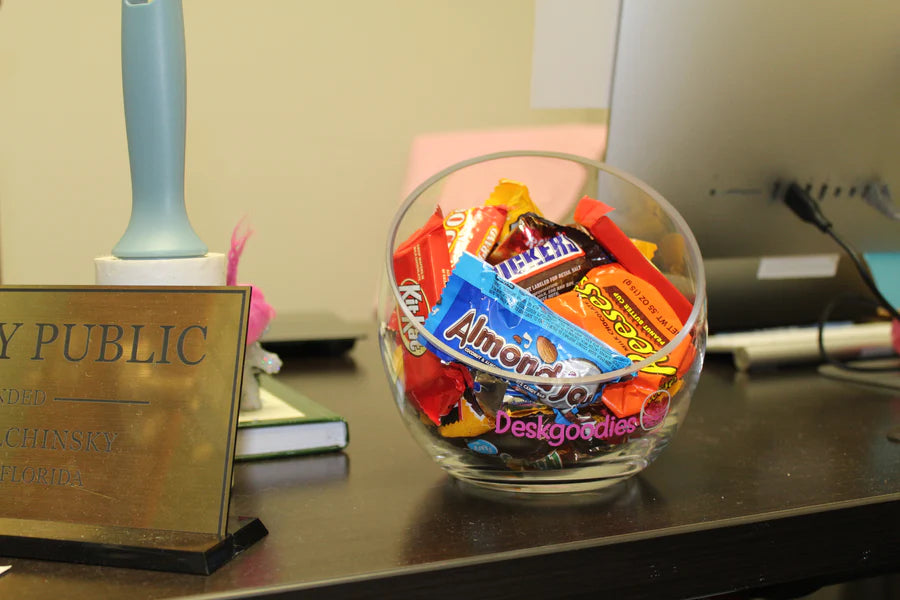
423, 252, 632, 411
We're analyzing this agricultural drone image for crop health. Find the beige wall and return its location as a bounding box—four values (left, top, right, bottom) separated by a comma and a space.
0, 1, 605, 322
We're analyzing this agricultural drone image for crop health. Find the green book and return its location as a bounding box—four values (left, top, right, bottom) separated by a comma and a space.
236, 374, 348, 461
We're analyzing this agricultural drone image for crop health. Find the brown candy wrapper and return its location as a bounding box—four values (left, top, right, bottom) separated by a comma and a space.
493, 226, 614, 301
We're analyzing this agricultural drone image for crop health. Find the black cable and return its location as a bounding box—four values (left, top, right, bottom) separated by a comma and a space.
783, 182, 899, 371
823, 228, 900, 322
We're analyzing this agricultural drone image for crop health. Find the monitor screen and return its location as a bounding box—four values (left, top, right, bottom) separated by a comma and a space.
604, 0, 899, 332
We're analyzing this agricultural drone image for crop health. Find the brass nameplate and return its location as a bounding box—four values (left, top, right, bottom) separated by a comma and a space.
0, 286, 249, 539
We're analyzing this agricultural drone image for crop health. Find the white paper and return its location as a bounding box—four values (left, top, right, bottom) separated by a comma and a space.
0, 566, 11, 577
531, 0, 620, 109
756, 254, 840, 280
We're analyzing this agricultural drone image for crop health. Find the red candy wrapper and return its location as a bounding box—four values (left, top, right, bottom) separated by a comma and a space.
574, 196, 693, 323
392, 208, 470, 424
392, 208, 452, 338
486, 212, 560, 265
405, 357, 472, 426
443, 205, 507, 266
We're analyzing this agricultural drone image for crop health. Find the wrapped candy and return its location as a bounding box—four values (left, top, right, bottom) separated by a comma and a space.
443, 206, 507, 266
424, 252, 631, 412
493, 226, 613, 300
545, 264, 694, 418
391, 208, 470, 424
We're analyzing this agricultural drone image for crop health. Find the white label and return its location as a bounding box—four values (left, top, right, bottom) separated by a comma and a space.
756, 254, 840, 280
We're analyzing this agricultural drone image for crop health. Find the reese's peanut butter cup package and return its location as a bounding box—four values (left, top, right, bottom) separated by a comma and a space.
392, 208, 470, 424
544, 263, 694, 418
574, 196, 692, 323
423, 252, 631, 412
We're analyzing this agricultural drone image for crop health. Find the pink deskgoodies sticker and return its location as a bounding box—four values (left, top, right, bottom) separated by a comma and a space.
493, 411, 640, 447
639, 389, 671, 431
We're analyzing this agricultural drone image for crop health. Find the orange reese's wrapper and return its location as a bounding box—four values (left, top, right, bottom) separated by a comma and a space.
545, 264, 694, 418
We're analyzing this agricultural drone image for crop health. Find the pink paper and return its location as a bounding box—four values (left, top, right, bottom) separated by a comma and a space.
402, 124, 608, 223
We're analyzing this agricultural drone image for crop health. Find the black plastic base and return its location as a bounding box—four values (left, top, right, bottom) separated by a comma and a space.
0, 516, 268, 575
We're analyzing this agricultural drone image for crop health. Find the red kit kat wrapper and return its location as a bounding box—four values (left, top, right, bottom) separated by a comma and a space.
392, 208, 470, 424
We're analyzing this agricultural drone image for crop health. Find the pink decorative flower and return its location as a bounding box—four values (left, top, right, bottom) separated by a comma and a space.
228, 220, 276, 344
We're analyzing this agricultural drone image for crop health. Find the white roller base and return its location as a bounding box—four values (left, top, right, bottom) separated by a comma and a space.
94, 253, 226, 286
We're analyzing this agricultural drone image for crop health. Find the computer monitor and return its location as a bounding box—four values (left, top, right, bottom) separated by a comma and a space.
604, 0, 899, 332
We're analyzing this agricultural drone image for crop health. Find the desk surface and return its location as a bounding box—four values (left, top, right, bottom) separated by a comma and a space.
3, 337, 899, 599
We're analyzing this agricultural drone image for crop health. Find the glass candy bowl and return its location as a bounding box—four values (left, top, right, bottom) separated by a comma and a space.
378, 151, 707, 493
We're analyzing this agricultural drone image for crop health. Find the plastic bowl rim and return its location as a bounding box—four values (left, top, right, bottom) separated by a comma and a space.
383, 149, 707, 386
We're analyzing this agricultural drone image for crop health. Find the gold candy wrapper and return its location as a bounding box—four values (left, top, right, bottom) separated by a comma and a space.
630, 238, 658, 261
438, 396, 494, 438
485, 179, 543, 242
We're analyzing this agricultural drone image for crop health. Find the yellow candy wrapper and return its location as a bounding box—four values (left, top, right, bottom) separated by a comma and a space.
629, 238, 658, 261
485, 179, 543, 242
438, 396, 494, 438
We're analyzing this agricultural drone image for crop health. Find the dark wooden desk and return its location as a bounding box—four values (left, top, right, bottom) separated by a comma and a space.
3, 337, 898, 599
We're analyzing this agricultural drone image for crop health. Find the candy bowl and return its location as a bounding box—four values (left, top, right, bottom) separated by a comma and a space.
377, 151, 706, 493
